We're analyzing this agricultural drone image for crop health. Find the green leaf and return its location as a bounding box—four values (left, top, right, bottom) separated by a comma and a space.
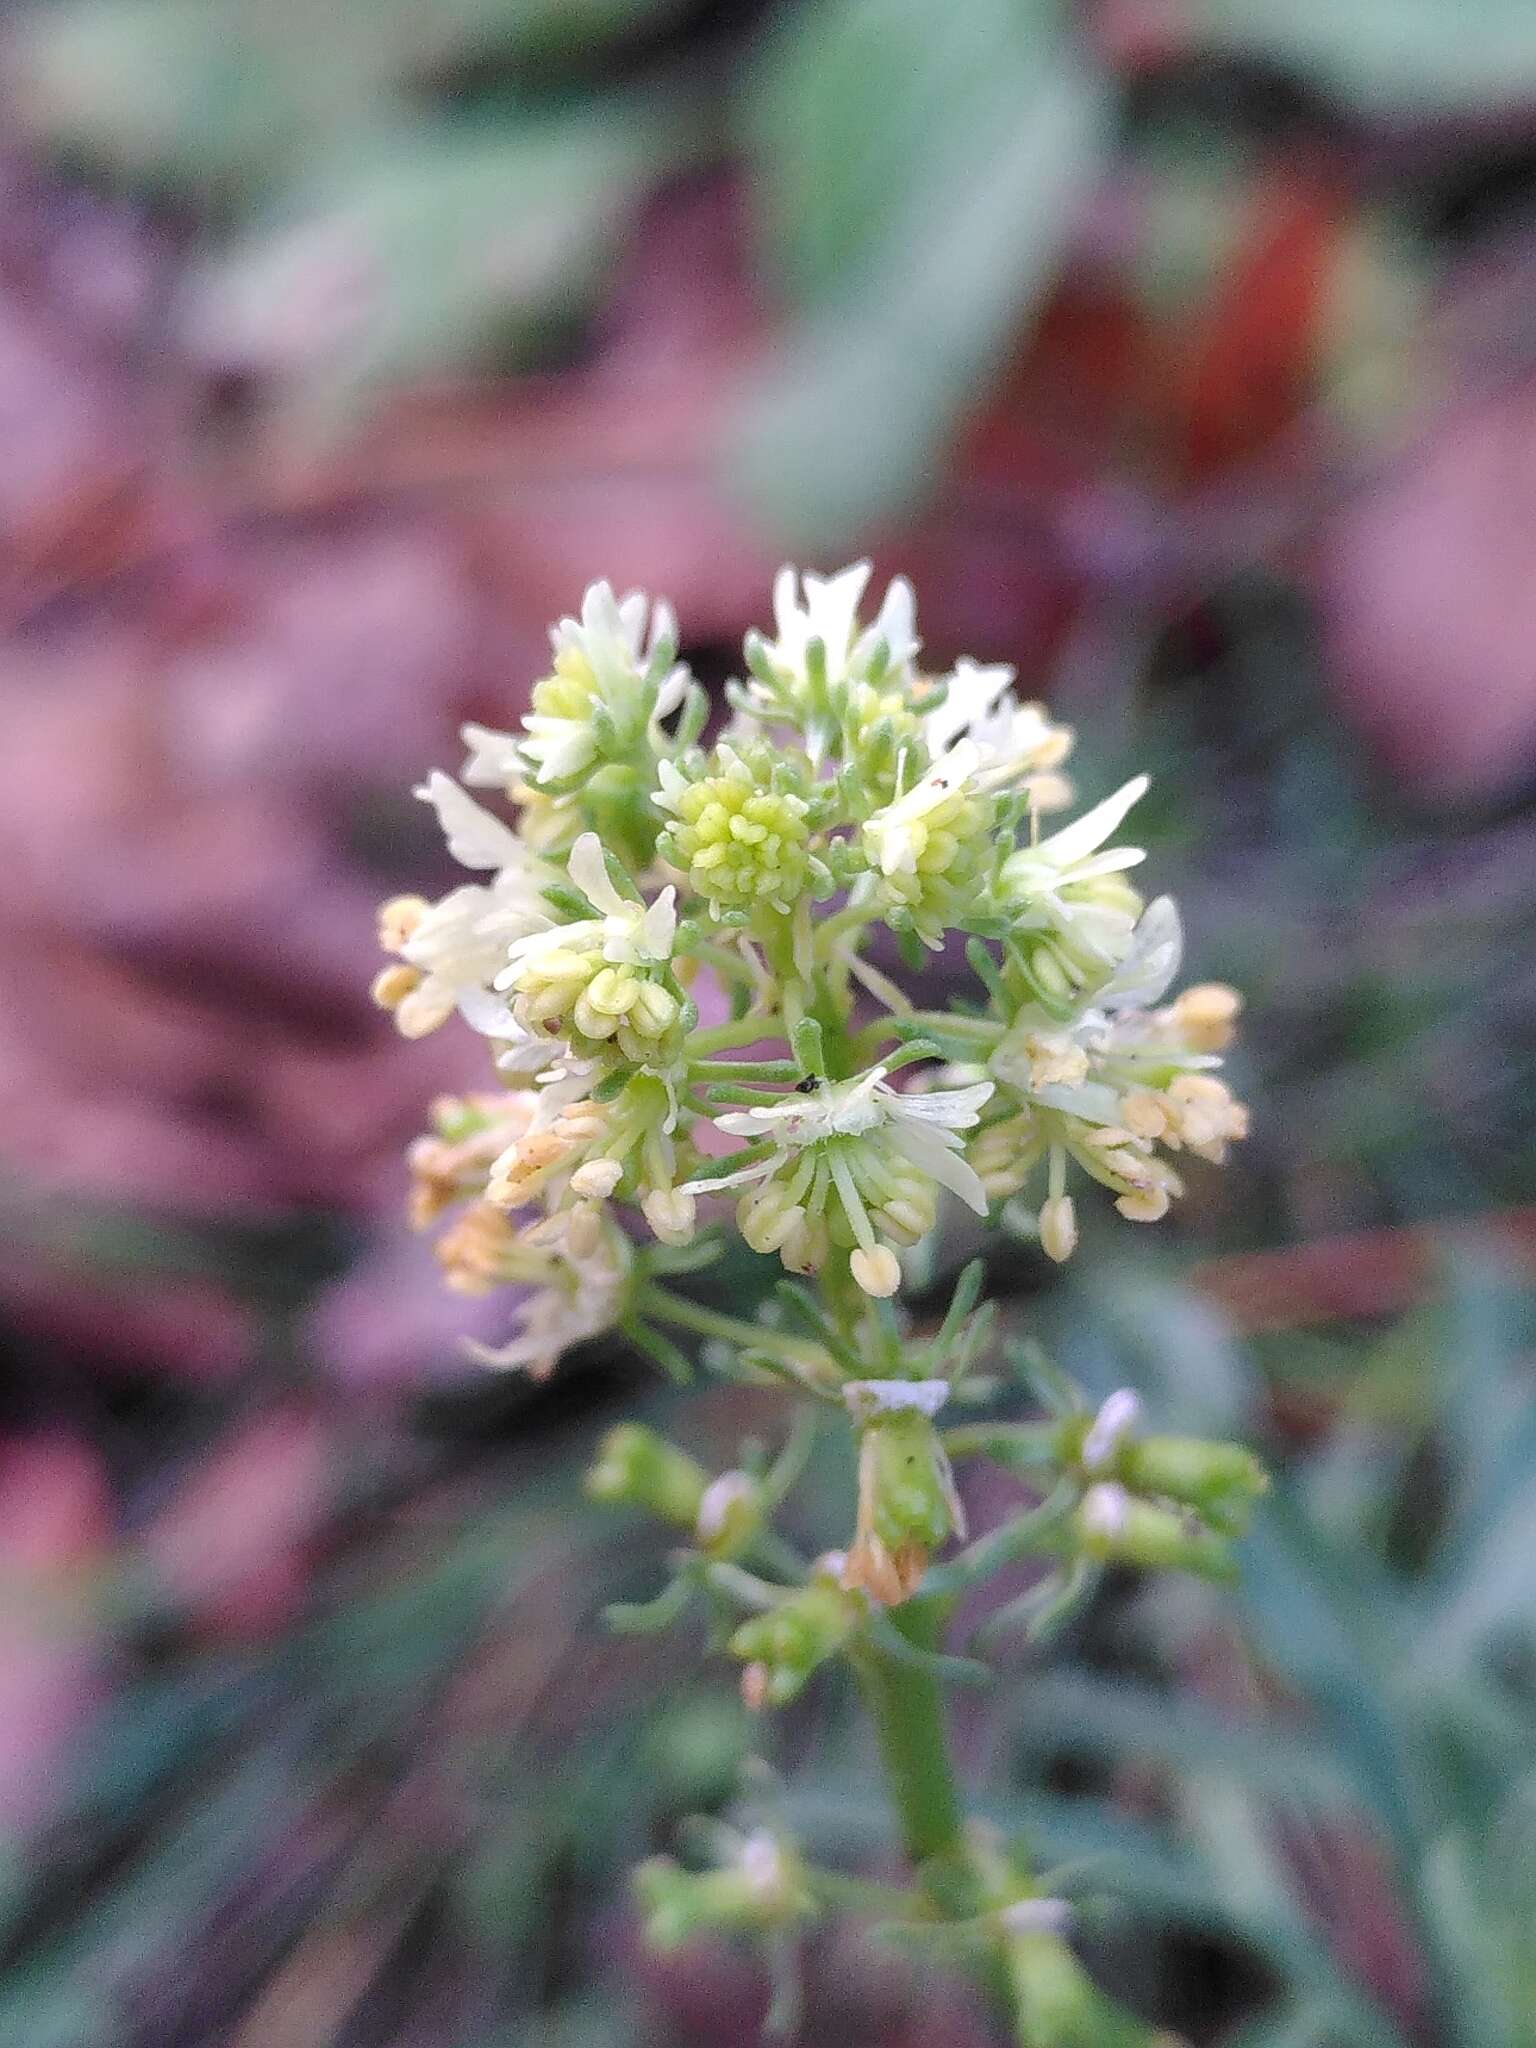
1418, 1830, 1521, 2048
179, 98, 694, 407
728, 0, 1112, 544
1235, 1497, 1421, 1858
1194, 0, 1536, 115
1001, 1671, 1363, 1815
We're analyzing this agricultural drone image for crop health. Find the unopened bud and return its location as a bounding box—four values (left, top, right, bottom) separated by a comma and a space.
629, 979, 680, 1039
643, 1186, 697, 1246
694, 1470, 760, 1557
729, 1572, 856, 1704
1120, 1434, 1269, 1534
1077, 1483, 1235, 1579
850, 1244, 902, 1297
1080, 1389, 1141, 1472
571, 1157, 623, 1200
1038, 1194, 1077, 1263
999, 1897, 1074, 1938
586, 1424, 706, 1527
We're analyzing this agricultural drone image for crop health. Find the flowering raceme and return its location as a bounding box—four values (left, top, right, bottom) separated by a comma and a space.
373, 563, 1262, 2040
376, 559, 1246, 1362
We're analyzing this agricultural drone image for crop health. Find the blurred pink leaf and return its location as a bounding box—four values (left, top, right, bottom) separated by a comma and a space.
1321, 384, 1536, 800
143, 1406, 333, 1636
0, 1434, 112, 1832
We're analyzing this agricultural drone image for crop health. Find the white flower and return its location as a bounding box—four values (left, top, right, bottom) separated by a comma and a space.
992, 900, 1188, 1117
463, 1221, 628, 1376
459, 722, 525, 791
1001, 774, 1150, 967
1081, 1388, 1142, 1470
1090, 894, 1183, 1013
1005, 774, 1148, 903
415, 769, 530, 873
687, 1066, 994, 1217
497, 833, 676, 991
378, 774, 551, 1037
864, 741, 982, 879
521, 581, 685, 786
392, 874, 549, 1037
922, 660, 1073, 795
761, 561, 918, 691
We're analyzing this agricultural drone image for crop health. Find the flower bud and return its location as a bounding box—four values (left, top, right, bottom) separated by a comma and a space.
633, 1832, 812, 1948
1077, 1482, 1234, 1579
1004, 1916, 1126, 2048
628, 979, 680, 1039
694, 1471, 761, 1558
729, 1564, 857, 1705
1120, 1435, 1269, 1534
642, 1186, 697, 1246
586, 1424, 707, 1528
850, 1245, 902, 1297
1171, 981, 1243, 1052
843, 1412, 964, 1605
571, 1157, 623, 1200
1038, 1194, 1077, 1264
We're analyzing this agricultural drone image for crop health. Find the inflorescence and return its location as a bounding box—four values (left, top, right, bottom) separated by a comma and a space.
373, 563, 1263, 2021
377, 561, 1247, 1355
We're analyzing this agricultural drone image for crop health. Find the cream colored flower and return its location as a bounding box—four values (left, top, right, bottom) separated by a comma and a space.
516, 581, 686, 787
462, 1213, 631, 1376
683, 1067, 993, 1289
921, 659, 1074, 803
496, 834, 680, 1057
372, 774, 550, 1038
758, 561, 918, 696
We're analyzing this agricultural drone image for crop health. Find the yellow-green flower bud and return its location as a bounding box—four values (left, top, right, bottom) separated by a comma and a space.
656, 742, 814, 914
694, 1471, 761, 1559
729, 1565, 857, 1705
1120, 1436, 1269, 1535
586, 1424, 707, 1528
1077, 1483, 1235, 1580
1056, 1409, 1269, 1537
634, 1833, 813, 1949
1004, 1917, 1143, 2048
844, 1407, 965, 1605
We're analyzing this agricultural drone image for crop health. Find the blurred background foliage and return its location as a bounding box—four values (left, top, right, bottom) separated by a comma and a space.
2, 0, 1536, 2042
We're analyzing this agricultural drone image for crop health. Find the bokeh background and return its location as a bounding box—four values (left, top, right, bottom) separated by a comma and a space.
3, 1, 1536, 2042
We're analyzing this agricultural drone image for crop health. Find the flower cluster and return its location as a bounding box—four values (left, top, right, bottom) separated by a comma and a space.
375, 559, 1248, 1369
373, 564, 1263, 2035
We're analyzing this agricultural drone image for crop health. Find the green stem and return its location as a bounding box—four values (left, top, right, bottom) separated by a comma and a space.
690, 1015, 786, 1057
855, 1597, 968, 1883
858, 1598, 1037, 2042
639, 1286, 830, 1380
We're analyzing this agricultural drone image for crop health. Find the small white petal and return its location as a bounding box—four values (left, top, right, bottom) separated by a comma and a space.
1096, 896, 1184, 1012
1036, 774, 1149, 871
1082, 1389, 1142, 1470
638, 886, 677, 960
677, 1156, 777, 1195
887, 1079, 994, 1129
414, 772, 524, 871
887, 1122, 990, 1216
459, 722, 524, 788
567, 833, 625, 916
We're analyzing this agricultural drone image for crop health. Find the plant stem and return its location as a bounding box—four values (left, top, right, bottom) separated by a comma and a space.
855, 1596, 967, 1881
690, 1015, 785, 1056
859, 1598, 1040, 2042
639, 1286, 830, 1379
